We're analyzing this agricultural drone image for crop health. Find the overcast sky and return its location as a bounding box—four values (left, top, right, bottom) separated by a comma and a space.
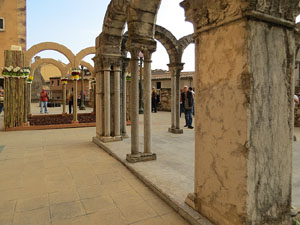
27, 0, 195, 71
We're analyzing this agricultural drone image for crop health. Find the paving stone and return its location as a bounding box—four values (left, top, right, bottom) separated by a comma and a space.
81, 195, 117, 214
161, 212, 190, 225
146, 198, 173, 216
49, 190, 79, 205
111, 190, 144, 208
130, 216, 166, 225
77, 184, 106, 200
88, 208, 127, 225
16, 195, 48, 212
13, 207, 51, 225
50, 201, 85, 223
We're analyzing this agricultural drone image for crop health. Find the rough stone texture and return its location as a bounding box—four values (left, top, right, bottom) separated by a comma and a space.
158, 88, 171, 111
31, 65, 47, 102
247, 20, 294, 225
191, 15, 294, 225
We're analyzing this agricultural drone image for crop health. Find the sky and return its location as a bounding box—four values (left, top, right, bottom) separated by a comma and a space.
27, 0, 195, 72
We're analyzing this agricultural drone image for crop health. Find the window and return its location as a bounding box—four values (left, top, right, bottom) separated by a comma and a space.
57, 80, 60, 86
157, 82, 161, 89
0, 18, 5, 31
51, 81, 54, 86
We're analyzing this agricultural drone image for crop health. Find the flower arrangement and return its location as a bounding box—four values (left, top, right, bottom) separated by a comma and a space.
61, 77, 68, 84
2, 66, 30, 78
71, 68, 80, 80
27, 75, 34, 83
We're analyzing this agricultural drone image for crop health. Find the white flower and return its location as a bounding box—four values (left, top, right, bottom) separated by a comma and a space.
24, 69, 30, 73
13, 67, 20, 73
7, 67, 12, 72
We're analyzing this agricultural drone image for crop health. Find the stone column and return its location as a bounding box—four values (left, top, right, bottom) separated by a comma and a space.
143, 50, 155, 157
127, 50, 140, 160
121, 58, 129, 137
181, 1, 298, 225
24, 80, 28, 124
79, 68, 86, 110
72, 79, 78, 123
27, 82, 32, 116
168, 64, 183, 134
126, 45, 157, 163
62, 83, 66, 114
96, 71, 104, 138
103, 66, 111, 137
114, 65, 121, 137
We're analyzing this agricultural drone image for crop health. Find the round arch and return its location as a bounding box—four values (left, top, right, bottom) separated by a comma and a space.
25, 42, 75, 67
65, 61, 95, 77
74, 47, 96, 68
31, 58, 67, 78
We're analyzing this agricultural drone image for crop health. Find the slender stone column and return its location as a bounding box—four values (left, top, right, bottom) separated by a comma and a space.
28, 83, 31, 116
181, 0, 298, 224
103, 66, 111, 137
72, 79, 78, 122
24, 80, 28, 124
96, 71, 104, 137
168, 64, 183, 134
114, 65, 121, 137
126, 46, 157, 163
143, 51, 152, 154
62, 83, 66, 114
93, 81, 96, 113
128, 51, 140, 156
121, 58, 129, 137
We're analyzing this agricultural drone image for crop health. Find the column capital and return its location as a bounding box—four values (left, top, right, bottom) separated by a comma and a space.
180, 0, 299, 33
126, 38, 157, 61
168, 63, 185, 76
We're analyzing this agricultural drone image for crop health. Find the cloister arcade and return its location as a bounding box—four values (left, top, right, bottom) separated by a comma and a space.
91, 0, 300, 225
24, 42, 96, 120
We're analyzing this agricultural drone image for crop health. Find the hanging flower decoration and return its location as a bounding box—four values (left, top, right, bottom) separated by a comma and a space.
71, 68, 80, 80
126, 72, 131, 81
27, 75, 34, 83
61, 77, 68, 85
2, 66, 30, 78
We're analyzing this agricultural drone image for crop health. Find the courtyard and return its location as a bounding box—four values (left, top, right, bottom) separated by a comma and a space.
0, 107, 300, 224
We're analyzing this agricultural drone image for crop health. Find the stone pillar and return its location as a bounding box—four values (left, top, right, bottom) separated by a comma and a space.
72, 79, 78, 123
27, 82, 32, 116
168, 64, 183, 134
181, 0, 298, 224
79, 68, 86, 110
143, 50, 156, 159
62, 83, 66, 114
96, 71, 104, 137
121, 58, 129, 137
127, 50, 140, 159
126, 45, 157, 163
103, 66, 111, 137
114, 65, 121, 137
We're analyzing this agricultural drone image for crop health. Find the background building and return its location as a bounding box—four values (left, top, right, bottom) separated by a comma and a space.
0, 0, 26, 75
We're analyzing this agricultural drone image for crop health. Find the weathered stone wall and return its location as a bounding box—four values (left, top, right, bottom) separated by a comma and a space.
126, 80, 131, 121
158, 88, 171, 111
247, 20, 294, 225
31, 67, 47, 102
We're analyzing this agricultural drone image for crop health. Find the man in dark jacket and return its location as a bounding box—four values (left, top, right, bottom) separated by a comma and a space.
181, 85, 194, 129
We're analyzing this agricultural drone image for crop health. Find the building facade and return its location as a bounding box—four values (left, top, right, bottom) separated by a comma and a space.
0, 0, 26, 75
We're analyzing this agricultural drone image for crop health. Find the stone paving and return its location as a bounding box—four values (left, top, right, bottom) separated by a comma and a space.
0, 112, 189, 225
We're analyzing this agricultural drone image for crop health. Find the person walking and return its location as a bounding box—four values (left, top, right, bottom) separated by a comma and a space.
69, 92, 74, 114
40, 88, 48, 114
152, 87, 158, 113
181, 85, 194, 129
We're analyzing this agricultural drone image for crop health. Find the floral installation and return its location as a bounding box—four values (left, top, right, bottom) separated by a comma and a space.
61, 77, 68, 85
126, 72, 131, 81
2, 66, 31, 78
71, 68, 80, 80
27, 75, 34, 83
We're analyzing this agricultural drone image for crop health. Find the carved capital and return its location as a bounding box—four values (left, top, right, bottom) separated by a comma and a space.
180, 0, 299, 32
126, 38, 157, 61
168, 63, 185, 76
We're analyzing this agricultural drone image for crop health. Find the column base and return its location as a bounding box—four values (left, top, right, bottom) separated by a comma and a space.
62, 112, 68, 116
121, 133, 129, 138
168, 127, 183, 134
22, 122, 30, 127
98, 136, 123, 143
185, 193, 198, 211
79, 106, 86, 110
72, 120, 79, 124
126, 152, 157, 163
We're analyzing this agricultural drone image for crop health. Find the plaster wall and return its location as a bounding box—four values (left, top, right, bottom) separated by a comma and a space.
0, 0, 26, 75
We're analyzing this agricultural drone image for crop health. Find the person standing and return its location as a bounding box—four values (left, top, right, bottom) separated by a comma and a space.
152, 87, 158, 113
181, 85, 194, 129
68, 92, 74, 114
40, 88, 48, 114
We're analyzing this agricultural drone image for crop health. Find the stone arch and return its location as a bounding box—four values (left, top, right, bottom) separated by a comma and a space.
25, 42, 75, 67
65, 61, 94, 77
31, 58, 67, 78
74, 47, 96, 68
